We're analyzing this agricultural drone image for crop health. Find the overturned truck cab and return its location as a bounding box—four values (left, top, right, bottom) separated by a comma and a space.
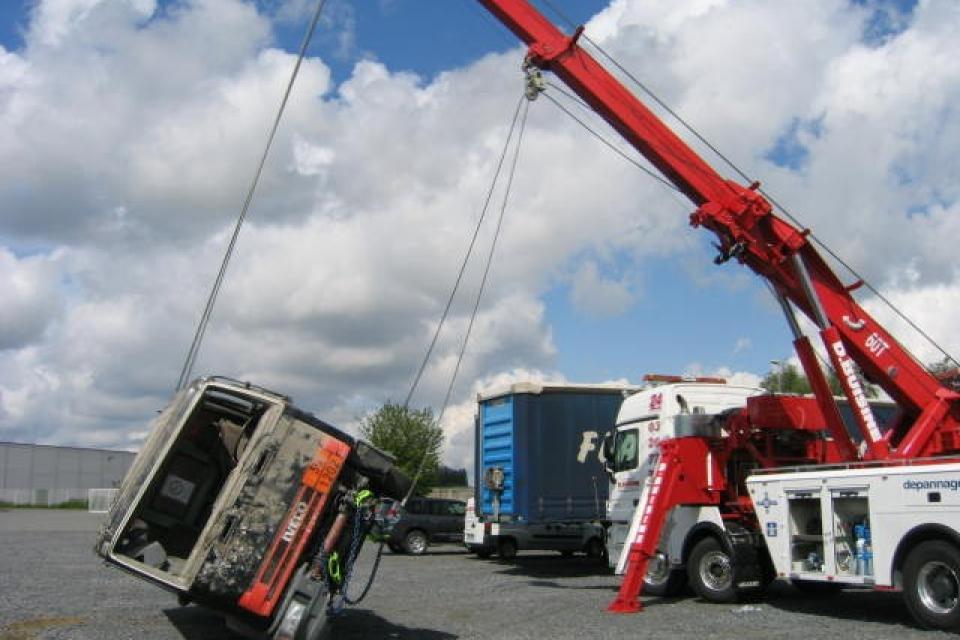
95, 376, 411, 639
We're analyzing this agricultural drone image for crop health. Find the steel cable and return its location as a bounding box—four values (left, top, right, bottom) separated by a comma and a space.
403, 94, 526, 409
176, 0, 329, 390
402, 99, 531, 504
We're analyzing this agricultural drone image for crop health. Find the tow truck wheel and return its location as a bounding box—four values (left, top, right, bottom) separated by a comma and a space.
644, 552, 686, 597
498, 537, 518, 561
585, 537, 605, 560
688, 537, 738, 603
403, 530, 428, 555
903, 540, 960, 630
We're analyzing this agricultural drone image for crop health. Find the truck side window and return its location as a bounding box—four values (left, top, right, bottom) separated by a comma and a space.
614, 429, 639, 472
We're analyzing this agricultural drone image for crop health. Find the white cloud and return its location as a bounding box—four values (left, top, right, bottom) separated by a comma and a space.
0, 0, 957, 467
683, 363, 763, 390
570, 261, 637, 317
733, 337, 751, 355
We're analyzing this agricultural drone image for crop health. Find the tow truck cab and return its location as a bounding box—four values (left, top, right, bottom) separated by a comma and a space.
604, 382, 763, 570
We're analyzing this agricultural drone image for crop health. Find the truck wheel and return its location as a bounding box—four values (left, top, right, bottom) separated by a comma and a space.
903, 540, 960, 630
476, 549, 493, 559
585, 537, 605, 559
498, 538, 518, 561
645, 552, 686, 597
688, 537, 738, 603
403, 530, 428, 556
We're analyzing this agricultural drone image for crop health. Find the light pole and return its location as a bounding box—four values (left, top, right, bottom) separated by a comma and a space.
770, 359, 782, 393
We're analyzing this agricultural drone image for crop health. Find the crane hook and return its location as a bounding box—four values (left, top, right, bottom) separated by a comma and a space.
523, 60, 546, 101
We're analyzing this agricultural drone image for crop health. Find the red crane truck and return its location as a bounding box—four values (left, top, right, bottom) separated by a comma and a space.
476, 0, 960, 629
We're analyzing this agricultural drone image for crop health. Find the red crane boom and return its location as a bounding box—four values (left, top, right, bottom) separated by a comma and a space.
477, 0, 960, 460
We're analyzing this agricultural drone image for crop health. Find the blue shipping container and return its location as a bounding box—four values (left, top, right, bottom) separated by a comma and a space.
474, 383, 629, 523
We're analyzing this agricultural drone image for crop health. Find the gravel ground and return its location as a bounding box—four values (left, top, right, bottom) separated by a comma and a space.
0, 509, 953, 640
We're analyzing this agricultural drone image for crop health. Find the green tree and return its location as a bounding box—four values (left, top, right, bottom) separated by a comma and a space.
360, 403, 443, 497
761, 363, 812, 394
762, 362, 878, 398
930, 357, 960, 390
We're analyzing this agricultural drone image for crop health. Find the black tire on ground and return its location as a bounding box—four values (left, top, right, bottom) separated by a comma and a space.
687, 537, 738, 604
498, 537, 518, 560
403, 530, 428, 556
476, 549, 493, 559
585, 537, 605, 559
644, 553, 687, 597
903, 540, 960, 630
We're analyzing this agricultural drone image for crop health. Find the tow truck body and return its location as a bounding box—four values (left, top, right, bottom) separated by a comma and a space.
95, 376, 410, 638
477, 0, 960, 629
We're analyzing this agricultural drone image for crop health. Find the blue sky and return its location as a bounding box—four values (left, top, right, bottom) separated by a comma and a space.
2, 0, 956, 471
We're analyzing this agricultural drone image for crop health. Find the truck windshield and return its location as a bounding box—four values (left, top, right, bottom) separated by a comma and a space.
613, 428, 640, 472
98, 383, 200, 542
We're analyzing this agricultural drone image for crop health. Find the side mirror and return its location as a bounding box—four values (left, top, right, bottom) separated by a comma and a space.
602, 431, 615, 461
602, 432, 615, 477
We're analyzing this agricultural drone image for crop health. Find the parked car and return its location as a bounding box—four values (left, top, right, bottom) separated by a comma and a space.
381, 497, 466, 555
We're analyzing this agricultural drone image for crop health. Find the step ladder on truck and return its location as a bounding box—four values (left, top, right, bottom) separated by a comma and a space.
476, 0, 960, 629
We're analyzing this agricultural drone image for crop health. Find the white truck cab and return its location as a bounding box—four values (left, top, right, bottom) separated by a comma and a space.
604, 380, 763, 587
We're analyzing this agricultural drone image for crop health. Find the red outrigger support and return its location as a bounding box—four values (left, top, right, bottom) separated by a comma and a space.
608, 438, 724, 613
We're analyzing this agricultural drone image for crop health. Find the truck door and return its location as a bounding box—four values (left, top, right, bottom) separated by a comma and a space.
606, 422, 649, 566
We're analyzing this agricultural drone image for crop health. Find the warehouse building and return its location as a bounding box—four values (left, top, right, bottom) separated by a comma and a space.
0, 441, 135, 507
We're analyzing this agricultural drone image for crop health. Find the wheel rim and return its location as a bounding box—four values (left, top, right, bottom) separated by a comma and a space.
408, 533, 426, 554
646, 553, 670, 586
699, 550, 733, 592
918, 560, 960, 615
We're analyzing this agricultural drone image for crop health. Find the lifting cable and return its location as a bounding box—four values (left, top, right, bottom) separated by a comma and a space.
402, 97, 532, 503
539, 0, 956, 367
402, 94, 527, 409
176, 0, 330, 391
344, 93, 531, 607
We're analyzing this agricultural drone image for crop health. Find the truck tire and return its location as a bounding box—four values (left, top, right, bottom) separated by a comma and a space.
498, 537, 518, 561
403, 530, 428, 556
688, 537, 738, 603
645, 552, 687, 597
585, 537, 605, 560
903, 540, 960, 630
476, 549, 493, 559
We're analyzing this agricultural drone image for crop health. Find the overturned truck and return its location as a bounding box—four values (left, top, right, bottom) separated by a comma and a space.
95, 376, 411, 639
